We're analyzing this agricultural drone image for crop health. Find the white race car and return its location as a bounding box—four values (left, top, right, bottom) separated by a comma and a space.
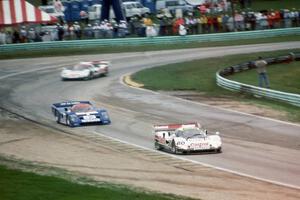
61, 61, 109, 80
154, 122, 222, 154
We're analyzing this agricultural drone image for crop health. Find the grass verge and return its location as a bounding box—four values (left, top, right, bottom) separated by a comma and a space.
0, 156, 195, 200
132, 49, 300, 122
1, 35, 300, 60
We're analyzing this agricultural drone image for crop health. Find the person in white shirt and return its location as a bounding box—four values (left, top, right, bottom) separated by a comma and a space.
255, 56, 270, 88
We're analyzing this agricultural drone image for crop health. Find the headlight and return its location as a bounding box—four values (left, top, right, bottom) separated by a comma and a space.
101, 112, 109, 119
61, 71, 67, 76
70, 115, 78, 122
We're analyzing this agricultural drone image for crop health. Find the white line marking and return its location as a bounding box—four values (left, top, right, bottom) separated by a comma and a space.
0, 64, 67, 80
92, 130, 300, 190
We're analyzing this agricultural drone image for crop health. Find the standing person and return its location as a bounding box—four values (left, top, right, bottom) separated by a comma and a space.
73, 22, 82, 39
28, 28, 36, 42
0, 29, 6, 45
255, 56, 270, 88
12, 29, 20, 43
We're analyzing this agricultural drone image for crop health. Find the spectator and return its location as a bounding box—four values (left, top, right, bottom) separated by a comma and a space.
178, 24, 187, 36
12, 29, 20, 43
28, 28, 36, 42
83, 24, 93, 39
20, 26, 28, 43
6, 31, 12, 44
92, 22, 101, 39
0, 29, 6, 45
199, 14, 208, 33
291, 8, 299, 27
173, 17, 185, 35
73, 21, 82, 39
222, 14, 229, 32
118, 20, 128, 37
255, 56, 270, 88
57, 25, 65, 41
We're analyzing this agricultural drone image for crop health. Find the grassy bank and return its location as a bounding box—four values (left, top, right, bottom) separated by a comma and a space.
0, 164, 193, 200
132, 49, 300, 122
228, 61, 300, 94
1, 35, 300, 60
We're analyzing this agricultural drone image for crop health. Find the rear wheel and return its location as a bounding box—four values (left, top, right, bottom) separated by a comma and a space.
154, 141, 162, 150
171, 141, 177, 154
215, 147, 222, 153
55, 112, 60, 123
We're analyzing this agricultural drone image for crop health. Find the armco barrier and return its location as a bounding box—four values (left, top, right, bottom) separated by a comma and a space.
216, 53, 300, 107
1, 27, 300, 53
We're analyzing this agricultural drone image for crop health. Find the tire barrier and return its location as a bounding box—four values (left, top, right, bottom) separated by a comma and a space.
1, 27, 300, 53
216, 53, 300, 107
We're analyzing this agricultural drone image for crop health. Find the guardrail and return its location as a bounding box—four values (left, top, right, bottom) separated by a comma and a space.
216, 53, 300, 107
1, 27, 300, 53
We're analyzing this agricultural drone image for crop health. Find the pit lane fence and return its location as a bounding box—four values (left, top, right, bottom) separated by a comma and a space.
1, 27, 300, 53
216, 53, 300, 107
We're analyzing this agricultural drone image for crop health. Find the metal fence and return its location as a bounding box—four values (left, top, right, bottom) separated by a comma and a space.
1, 27, 300, 53
216, 53, 300, 107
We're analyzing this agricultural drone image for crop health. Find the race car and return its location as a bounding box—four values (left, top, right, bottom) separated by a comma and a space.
154, 122, 222, 154
61, 61, 109, 80
51, 101, 111, 127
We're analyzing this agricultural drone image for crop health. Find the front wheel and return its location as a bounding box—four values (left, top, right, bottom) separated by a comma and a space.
66, 116, 74, 127
84, 72, 93, 80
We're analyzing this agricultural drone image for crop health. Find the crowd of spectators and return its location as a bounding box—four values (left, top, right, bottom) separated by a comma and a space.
0, 1, 300, 44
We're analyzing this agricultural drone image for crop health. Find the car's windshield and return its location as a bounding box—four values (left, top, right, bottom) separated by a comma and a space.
135, 3, 143, 8
176, 129, 204, 138
67, 64, 90, 71
71, 103, 94, 112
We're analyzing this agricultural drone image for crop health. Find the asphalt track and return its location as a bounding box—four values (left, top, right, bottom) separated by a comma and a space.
0, 42, 300, 189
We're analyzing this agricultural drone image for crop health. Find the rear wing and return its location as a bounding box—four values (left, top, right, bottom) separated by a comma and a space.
153, 122, 201, 132
52, 101, 91, 109
92, 60, 110, 65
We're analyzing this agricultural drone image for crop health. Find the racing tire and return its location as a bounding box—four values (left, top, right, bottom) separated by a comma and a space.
85, 72, 93, 80
215, 147, 222, 153
171, 140, 178, 154
55, 113, 60, 124
66, 116, 74, 127
154, 141, 162, 150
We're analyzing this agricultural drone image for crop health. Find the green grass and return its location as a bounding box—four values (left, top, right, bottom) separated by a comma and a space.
0, 164, 194, 200
132, 49, 300, 122
1, 35, 300, 60
228, 61, 300, 94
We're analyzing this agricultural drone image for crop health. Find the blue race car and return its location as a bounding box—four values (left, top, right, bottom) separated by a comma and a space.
51, 101, 111, 127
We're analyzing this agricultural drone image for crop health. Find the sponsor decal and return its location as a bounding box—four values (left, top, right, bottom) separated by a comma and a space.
190, 142, 209, 150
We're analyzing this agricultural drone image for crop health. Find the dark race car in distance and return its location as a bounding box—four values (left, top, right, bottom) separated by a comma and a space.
51, 101, 111, 127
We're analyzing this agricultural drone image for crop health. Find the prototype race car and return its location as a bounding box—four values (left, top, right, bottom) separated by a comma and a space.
154, 122, 222, 154
51, 101, 111, 127
61, 61, 109, 80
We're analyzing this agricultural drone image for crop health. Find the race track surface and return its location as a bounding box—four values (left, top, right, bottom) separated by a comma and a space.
0, 42, 300, 189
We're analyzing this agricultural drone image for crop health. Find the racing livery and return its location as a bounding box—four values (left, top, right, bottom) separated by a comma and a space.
61, 61, 109, 80
154, 122, 222, 154
51, 101, 111, 127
